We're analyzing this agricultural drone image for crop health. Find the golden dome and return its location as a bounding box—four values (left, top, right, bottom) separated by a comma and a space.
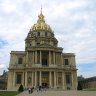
30, 8, 52, 32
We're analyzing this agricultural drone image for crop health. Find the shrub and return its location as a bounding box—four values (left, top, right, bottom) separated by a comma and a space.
18, 84, 24, 92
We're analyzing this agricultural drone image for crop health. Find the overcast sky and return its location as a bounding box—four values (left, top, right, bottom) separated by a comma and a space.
0, 0, 96, 78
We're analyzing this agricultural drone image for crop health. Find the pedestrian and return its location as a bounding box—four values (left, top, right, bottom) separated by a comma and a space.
31, 87, 33, 93
28, 88, 31, 94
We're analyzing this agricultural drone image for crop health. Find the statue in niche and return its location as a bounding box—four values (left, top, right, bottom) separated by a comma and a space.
28, 77, 31, 84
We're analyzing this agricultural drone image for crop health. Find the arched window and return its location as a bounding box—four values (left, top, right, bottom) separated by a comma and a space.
45, 32, 47, 36
18, 57, 23, 64
38, 32, 40, 36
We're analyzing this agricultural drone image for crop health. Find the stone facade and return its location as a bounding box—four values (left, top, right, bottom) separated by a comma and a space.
7, 9, 77, 90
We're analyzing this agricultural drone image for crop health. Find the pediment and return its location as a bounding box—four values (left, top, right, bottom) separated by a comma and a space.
38, 43, 55, 48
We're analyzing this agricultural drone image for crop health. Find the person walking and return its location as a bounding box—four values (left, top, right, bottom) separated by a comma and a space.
28, 87, 31, 94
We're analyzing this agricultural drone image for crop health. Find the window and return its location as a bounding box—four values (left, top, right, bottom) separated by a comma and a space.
45, 32, 47, 36
37, 42, 40, 45
18, 58, 23, 64
65, 73, 71, 84
29, 44, 31, 46
64, 59, 69, 65
16, 74, 22, 84
38, 32, 40, 36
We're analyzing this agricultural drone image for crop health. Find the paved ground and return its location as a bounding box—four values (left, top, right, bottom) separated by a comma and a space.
16, 90, 96, 96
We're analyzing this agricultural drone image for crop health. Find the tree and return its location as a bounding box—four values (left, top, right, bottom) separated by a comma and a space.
18, 84, 24, 92
77, 82, 83, 90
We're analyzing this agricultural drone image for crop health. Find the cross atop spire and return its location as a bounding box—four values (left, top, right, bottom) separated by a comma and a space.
37, 6, 45, 23
40, 5, 42, 14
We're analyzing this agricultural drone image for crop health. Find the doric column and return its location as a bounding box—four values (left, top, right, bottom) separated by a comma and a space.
25, 71, 27, 87
35, 71, 37, 87
54, 71, 56, 88
40, 51, 42, 64
49, 71, 52, 88
35, 51, 37, 64
32, 71, 33, 86
39, 71, 42, 86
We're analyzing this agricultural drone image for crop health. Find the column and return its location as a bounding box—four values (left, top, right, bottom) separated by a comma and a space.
22, 72, 24, 86
49, 51, 51, 66
62, 72, 65, 89
57, 72, 58, 87
32, 71, 33, 86
53, 52, 55, 64
33, 51, 34, 64
54, 71, 56, 88
25, 72, 27, 87
39, 71, 42, 86
13, 71, 15, 87
35, 51, 37, 64
40, 51, 42, 64
61, 53, 63, 65
71, 72, 74, 89
35, 71, 37, 87
75, 72, 78, 90
26, 52, 28, 67
49, 71, 52, 88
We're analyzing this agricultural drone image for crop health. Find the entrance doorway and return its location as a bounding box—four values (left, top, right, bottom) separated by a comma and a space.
42, 83, 48, 88
42, 72, 49, 87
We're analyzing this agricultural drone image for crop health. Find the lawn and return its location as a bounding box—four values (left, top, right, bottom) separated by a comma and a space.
0, 91, 19, 96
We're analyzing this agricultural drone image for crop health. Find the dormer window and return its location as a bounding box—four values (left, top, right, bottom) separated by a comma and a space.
18, 57, 23, 64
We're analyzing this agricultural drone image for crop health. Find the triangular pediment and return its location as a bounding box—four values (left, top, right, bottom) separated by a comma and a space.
38, 43, 56, 48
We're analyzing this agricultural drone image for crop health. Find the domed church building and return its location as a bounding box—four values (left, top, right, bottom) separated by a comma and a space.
7, 8, 77, 90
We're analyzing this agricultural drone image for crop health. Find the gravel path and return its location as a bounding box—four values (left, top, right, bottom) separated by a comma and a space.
16, 90, 96, 96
